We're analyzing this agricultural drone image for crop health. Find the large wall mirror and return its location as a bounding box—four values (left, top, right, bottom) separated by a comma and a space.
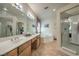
0, 3, 27, 37
0, 3, 40, 38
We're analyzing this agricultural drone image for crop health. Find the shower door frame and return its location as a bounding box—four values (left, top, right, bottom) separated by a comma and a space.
57, 4, 79, 55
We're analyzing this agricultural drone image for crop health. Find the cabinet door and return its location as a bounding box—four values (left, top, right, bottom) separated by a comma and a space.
19, 46, 31, 56
32, 38, 36, 43
19, 49, 27, 56
37, 39, 40, 48
36, 35, 41, 48
5, 49, 17, 56
26, 46, 31, 56
19, 40, 31, 54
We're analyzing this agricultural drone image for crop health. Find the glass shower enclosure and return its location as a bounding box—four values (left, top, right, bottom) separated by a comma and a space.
61, 5, 79, 55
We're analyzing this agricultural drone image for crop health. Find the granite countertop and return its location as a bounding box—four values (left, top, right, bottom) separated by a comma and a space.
0, 34, 40, 56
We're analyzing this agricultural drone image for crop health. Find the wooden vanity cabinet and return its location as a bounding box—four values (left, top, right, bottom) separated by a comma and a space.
31, 35, 41, 52
5, 49, 18, 56
5, 40, 31, 56
36, 35, 41, 48
31, 37, 37, 51
19, 46, 31, 56
4, 35, 41, 56
19, 40, 31, 56
25, 46, 31, 56
36, 38, 40, 48
32, 37, 37, 43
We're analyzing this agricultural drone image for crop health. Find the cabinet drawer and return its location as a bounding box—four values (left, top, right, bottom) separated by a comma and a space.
19, 48, 27, 56
19, 40, 31, 54
19, 46, 31, 56
37, 39, 40, 48
6, 49, 17, 56
26, 46, 31, 56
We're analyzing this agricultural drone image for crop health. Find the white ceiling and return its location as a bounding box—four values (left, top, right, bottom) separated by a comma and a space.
61, 5, 79, 19
28, 3, 69, 20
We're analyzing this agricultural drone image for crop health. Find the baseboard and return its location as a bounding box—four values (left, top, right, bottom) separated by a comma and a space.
59, 47, 76, 56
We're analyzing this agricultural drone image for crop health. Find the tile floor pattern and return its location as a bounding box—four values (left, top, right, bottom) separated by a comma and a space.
32, 40, 68, 56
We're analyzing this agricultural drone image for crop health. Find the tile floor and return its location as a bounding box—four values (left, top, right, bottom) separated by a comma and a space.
32, 40, 68, 56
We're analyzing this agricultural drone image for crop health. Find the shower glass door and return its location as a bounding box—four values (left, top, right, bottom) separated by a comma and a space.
61, 5, 79, 55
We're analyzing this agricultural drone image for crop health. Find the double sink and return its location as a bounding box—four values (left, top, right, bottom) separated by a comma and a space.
0, 33, 39, 55
0, 34, 32, 55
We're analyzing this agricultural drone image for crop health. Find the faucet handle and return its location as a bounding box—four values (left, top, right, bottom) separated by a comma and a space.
15, 37, 19, 40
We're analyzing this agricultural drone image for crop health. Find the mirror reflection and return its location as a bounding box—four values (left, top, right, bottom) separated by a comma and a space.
0, 3, 39, 37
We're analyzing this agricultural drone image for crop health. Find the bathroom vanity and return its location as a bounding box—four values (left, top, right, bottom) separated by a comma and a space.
0, 3, 41, 56
0, 34, 41, 56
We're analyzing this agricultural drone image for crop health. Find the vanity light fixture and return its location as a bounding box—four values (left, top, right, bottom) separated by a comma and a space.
12, 4, 15, 7
64, 20, 69, 22
12, 3, 23, 11
27, 11, 35, 20
3, 8, 8, 11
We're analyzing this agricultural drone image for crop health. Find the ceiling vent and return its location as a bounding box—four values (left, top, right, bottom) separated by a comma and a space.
44, 7, 48, 10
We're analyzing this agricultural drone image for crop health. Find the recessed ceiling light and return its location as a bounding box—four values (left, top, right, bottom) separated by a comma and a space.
12, 4, 15, 7
53, 9, 56, 11
3, 8, 8, 11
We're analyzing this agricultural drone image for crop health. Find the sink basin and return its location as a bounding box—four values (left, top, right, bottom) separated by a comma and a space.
0, 35, 30, 55
24, 34, 32, 37
0, 40, 13, 51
